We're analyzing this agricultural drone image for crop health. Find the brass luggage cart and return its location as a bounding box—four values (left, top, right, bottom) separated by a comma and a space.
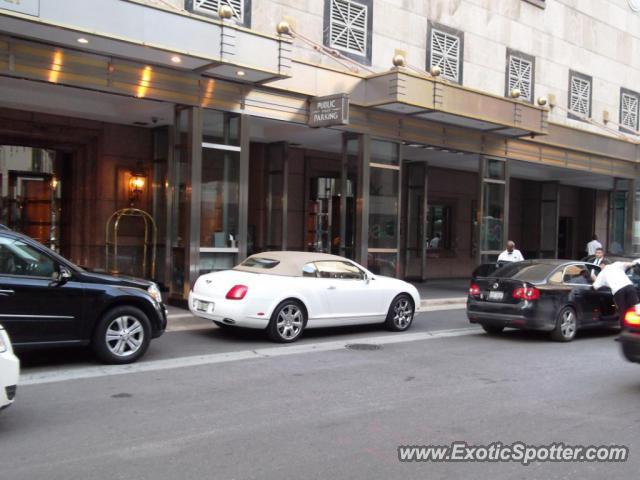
105, 208, 157, 279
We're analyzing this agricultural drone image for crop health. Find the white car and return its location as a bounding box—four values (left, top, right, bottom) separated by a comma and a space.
189, 251, 421, 342
0, 325, 19, 411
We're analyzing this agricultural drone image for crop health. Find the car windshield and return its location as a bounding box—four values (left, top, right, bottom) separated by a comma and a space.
492, 262, 557, 283
239, 257, 280, 269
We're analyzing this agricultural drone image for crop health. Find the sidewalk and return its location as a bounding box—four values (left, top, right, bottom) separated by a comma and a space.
165, 278, 469, 330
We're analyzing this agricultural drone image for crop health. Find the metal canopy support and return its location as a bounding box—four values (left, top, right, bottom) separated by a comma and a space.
238, 114, 250, 261
188, 107, 203, 293
355, 134, 371, 267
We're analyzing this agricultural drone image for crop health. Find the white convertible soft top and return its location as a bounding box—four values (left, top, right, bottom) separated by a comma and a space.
233, 251, 350, 277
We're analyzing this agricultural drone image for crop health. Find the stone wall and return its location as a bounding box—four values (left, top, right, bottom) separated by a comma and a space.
252, 0, 640, 139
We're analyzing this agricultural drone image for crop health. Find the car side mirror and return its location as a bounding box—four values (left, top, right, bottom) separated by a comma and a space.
50, 265, 72, 286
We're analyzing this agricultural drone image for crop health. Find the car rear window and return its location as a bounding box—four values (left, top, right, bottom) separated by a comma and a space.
492, 262, 557, 283
240, 257, 280, 269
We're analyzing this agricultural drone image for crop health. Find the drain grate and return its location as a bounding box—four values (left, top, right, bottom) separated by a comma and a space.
345, 343, 382, 351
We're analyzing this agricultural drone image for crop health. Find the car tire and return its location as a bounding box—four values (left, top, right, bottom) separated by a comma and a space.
550, 306, 577, 342
481, 324, 504, 334
385, 294, 415, 332
267, 299, 306, 343
92, 306, 152, 364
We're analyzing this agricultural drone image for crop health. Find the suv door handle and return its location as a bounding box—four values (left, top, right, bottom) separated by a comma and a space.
327, 286, 336, 290
0, 289, 15, 296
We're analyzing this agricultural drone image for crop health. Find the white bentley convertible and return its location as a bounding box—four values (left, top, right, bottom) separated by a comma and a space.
189, 252, 421, 342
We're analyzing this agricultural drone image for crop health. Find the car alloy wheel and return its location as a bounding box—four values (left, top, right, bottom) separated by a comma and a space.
106, 316, 145, 357
268, 300, 306, 342
276, 305, 303, 340
551, 306, 577, 342
393, 297, 414, 329
93, 306, 151, 364
385, 294, 415, 331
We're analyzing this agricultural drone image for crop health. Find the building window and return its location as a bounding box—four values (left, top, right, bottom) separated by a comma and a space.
568, 71, 592, 120
187, 0, 250, 27
427, 22, 464, 84
324, 0, 373, 65
426, 205, 452, 251
506, 49, 534, 103
620, 88, 639, 132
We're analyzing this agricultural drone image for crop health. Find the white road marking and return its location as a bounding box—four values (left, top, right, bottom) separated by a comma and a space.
20, 327, 481, 386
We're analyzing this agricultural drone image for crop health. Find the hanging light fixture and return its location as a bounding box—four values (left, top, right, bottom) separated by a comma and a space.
128, 163, 147, 205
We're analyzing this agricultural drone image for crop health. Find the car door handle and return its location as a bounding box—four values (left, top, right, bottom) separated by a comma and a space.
0, 289, 15, 296
327, 286, 336, 290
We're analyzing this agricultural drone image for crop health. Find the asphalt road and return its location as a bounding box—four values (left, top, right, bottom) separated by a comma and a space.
1, 309, 639, 480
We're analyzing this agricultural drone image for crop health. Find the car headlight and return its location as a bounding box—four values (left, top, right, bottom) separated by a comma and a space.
147, 284, 162, 304
0, 329, 8, 354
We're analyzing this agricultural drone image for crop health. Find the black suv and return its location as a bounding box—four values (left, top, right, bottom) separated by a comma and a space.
0, 227, 166, 364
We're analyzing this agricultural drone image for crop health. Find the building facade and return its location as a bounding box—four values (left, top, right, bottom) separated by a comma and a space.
1, 0, 639, 301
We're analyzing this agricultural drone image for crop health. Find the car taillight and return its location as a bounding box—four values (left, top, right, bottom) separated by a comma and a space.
226, 285, 248, 300
513, 286, 540, 301
624, 306, 640, 327
469, 284, 481, 297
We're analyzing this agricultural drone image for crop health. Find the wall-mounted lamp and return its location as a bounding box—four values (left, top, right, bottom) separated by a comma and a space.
128, 165, 147, 205
51, 177, 59, 190
510, 88, 521, 99
430, 65, 441, 77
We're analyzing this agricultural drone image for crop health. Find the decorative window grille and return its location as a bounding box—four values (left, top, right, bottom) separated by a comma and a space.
621, 91, 639, 131
192, 0, 244, 23
430, 28, 461, 82
569, 74, 591, 117
329, 0, 368, 57
507, 55, 533, 102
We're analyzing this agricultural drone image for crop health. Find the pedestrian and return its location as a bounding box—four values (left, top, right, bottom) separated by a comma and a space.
592, 247, 608, 267
592, 260, 640, 327
429, 232, 441, 249
586, 234, 602, 256
497, 240, 524, 263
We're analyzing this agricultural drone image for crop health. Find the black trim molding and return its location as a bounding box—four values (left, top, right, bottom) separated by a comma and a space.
323, 0, 373, 66
567, 70, 592, 122
504, 48, 535, 104
185, 0, 252, 28
619, 87, 640, 133
426, 21, 465, 85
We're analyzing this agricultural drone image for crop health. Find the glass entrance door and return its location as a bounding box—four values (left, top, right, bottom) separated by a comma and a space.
479, 157, 509, 264
539, 182, 559, 258
403, 162, 427, 281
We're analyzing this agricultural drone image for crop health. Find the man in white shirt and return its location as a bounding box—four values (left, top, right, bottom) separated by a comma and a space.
586, 235, 602, 256
593, 260, 640, 327
497, 241, 524, 263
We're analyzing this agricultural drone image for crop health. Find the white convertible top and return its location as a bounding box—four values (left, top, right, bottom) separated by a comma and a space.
233, 251, 350, 277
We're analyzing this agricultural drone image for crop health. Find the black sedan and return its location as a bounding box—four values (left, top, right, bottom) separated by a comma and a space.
0, 228, 166, 364
467, 260, 619, 341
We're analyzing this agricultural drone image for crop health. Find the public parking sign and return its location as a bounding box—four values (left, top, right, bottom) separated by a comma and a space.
308, 94, 349, 128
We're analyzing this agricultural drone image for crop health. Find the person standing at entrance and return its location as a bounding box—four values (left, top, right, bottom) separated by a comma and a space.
587, 234, 602, 256
497, 240, 524, 263
593, 260, 640, 327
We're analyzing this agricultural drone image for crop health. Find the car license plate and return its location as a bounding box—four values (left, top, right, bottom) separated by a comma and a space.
195, 300, 213, 313
488, 291, 504, 301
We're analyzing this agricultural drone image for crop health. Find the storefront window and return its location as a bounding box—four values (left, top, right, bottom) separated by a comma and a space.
200, 149, 240, 248
199, 110, 242, 274
485, 159, 505, 180
369, 167, 399, 249
203, 110, 240, 146
481, 182, 505, 252
371, 140, 400, 166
